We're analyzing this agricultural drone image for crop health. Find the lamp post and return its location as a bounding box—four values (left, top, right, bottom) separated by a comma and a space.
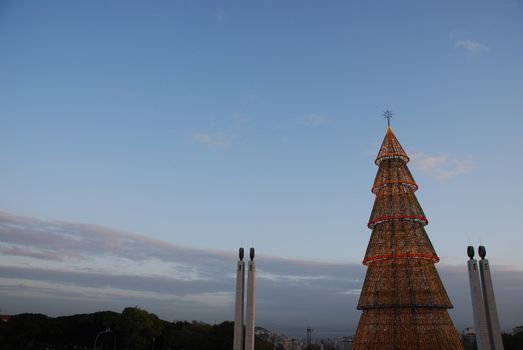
94, 328, 111, 350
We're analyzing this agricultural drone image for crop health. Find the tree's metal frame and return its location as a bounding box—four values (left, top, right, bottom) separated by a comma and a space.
353, 127, 463, 349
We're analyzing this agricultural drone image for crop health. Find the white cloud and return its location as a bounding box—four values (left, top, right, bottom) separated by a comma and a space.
410, 153, 474, 180
183, 292, 233, 307
191, 132, 231, 149
232, 113, 250, 125
411, 154, 448, 172
298, 114, 330, 126
0, 277, 232, 308
213, 10, 227, 22
338, 289, 361, 295
3, 211, 523, 334
257, 271, 333, 283
455, 40, 489, 55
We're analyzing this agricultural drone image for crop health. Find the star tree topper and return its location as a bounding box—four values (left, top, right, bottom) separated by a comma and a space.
383, 109, 393, 127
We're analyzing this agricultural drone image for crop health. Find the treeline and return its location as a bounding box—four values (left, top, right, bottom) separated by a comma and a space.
503, 329, 523, 350
0, 307, 274, 350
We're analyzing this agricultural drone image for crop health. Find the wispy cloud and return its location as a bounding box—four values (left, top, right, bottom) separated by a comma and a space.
297, 114, 330, 126
0, 210, 362, 333
1, 210, 522, 335
410, 153, 474, 180
232, 113, 251, 125
191, 132, 231, 150
455, 40, 489, 55
338, 289, 361, 295
258, 271, 335, 284
213, 10, 227, 22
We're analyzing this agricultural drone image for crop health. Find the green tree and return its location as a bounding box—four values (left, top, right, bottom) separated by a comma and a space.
118, 307, 163, 350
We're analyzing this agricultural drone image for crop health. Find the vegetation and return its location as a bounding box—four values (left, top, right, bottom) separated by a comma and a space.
462, 328, 523, 350
4, 308, 520, 350
0, 307, 274, 350
502, 328, 523, 350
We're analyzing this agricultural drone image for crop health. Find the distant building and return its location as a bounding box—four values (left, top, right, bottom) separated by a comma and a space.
281, 338, 303, 350
460, 327, 477, 350
513, 325, 523, 335
0, 314, 10, 322
335, 336, 353, 350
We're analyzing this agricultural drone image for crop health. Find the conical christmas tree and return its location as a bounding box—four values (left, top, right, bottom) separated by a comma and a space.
352, 124, 463, 349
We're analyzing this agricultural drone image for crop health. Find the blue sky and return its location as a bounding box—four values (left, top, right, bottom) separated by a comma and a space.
1, 0, 523, 333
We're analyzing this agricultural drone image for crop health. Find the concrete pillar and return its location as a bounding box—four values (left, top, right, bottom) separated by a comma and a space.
245, 248, 256, 350
479, 256, 504, 350
467, 257, 491, 350
233, 250, 245, 350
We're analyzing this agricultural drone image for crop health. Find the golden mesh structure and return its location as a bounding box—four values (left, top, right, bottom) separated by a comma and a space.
352, 126, 463, 350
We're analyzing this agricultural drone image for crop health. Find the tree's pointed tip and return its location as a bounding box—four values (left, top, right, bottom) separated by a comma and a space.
375, 125, 409, 165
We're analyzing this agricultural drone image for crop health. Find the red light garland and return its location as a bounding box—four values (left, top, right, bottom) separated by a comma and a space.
368, 214, 428, 228
363, 253, 440, 265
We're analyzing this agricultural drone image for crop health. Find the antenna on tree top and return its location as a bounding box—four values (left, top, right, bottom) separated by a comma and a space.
383, 109, 393, 127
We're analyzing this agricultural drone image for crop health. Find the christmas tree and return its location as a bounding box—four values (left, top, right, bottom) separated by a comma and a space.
353, 117, 463, 349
